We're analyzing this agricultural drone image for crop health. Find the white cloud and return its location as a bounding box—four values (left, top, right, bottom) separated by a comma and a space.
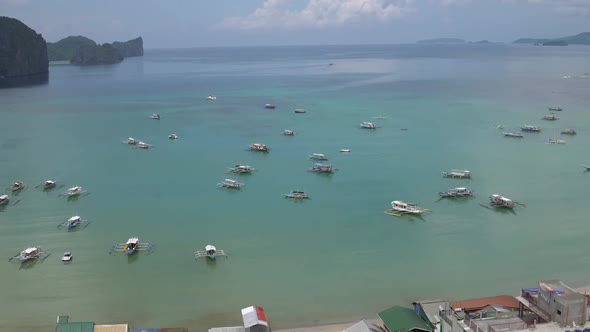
526, 0, 590, 16
217, 0, 413, 30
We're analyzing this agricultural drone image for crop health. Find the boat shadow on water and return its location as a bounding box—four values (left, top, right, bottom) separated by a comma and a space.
18, 260, 40, 270
127, 254, 140, 264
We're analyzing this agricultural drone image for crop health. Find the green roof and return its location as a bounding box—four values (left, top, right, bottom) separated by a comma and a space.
56, 322, 94, 332
378, 306, 434, 332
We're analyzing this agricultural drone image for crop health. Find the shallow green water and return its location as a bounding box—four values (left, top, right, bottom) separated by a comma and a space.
1, 44, 590, 331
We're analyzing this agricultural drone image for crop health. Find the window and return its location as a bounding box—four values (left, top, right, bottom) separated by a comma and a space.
557, 310, 562, 316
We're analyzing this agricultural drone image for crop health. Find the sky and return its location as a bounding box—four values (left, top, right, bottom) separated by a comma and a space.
1, 0, 589, 48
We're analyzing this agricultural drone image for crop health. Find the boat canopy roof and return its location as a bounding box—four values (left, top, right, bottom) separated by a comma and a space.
205, 245, 216, 251
392, 200, 406, 206
455, 187, 467, 191
68, 186, 81, 190
24, 247, 38, 254
68, 216, 81, 222
126, 237, 139, 244
45, 180, 55, 184
224, 179, 237, 183
312, 153, 325, 156
492, 194, 512, 202
0, 194, 8, 200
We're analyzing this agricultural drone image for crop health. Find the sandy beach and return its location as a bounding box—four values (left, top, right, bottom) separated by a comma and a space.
274, 320, 383, 332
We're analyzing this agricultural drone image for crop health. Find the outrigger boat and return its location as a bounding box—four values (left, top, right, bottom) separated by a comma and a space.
439, 187, 474, 198
217, 179, 243, 189
285, 190, 310, 199
442, 170, 471, 179
9, 246, 50, 263
283, 130, 295, 136
110, 237, 154, 255
561, 128, 576, 135
227, 165, 255, 174
60, 186, 88, 198
41, 180, 57, 190
339, 149, 351, 153
207, 95, 217, 100
195, 244, 227, 260
308, 163, 335, 174
488, 194, 516, 209
542, 114, 558, 120
294, 109, 306, 114
309, 153, 328, 161
548, 106, 563, 111
9, 181, 25, 192
360, 122, 377, 129
265, 104, 276, 109
385, 200, 431, 217
168, 133, 178, 139
57, 215, 91, 230
249, 143, 270, 152
521, 125, 541, 132
136, 141, 153, 149
0, 194, 9, 206
548, 138, 566, 144
504, 132, 524, 138
149, 114, 160, 120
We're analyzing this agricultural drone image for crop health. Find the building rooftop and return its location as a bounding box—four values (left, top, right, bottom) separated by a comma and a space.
56, 322, 95, 332
377, 306, 433, 332
208, 327, 245, 332
343, 320, 385, 332
94, 325, 128, 332
450, 295, 520, 312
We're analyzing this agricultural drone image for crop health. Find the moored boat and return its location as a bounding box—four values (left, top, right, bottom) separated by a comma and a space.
0, 194, 9, 206
285, 190, 310, 199
308, 163, 334, 173
61, 251, 73, 262
309, 153, 328, 161
9, 181, 24, 192
390, 200, 429, 215
125, 137, 139, 145
542, 114, 558, 121
205, 245, 217, 259
442, 170, 471, 179
249, 143, 270, 152
282, 130, 295, 136
195, 244, 227, 260
548, 138, 566, 144
561, 128, 576, 135
217, 178, 243, 189
64, 186, 83, 197
149, 114, 160, 120
207, 95, 217, 100
294, 109, 306, 114
124, 237, 139, 255
227, 165, 255, 174
504, 132, 524, 138
14, 247, 40, 263
43, 180, 57, 190
489, 194, 516, 208
360, 122, 377, 129
136, 141, 152, 149
548, 106, 563, 111
66, 216, 82, 228
339, 149, 351, 153
439, 187, 474, 198
265, 104, 276, 109
521, 125, 541, 132
168, 133, 178, 139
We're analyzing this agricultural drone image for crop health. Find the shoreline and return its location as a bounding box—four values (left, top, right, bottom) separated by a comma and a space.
274, 319, 383, 332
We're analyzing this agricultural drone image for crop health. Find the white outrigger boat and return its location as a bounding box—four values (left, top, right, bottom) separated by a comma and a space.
521, 125, 541, 132
488, 194, 517, 209
439, 187, 474, 198
57, 215, 91, 230
561, 128, 576, 135
41, 180, 57, 190
548, 138, 566, 145
249, 143, 270, 152
548, 106, 563, 111
360, 122, 377, 129
168, 133, 178, 139
265, 104, 276, 109
149, 114, 160, 120
385, 200, 431, 217
136, 141, 153, 149
110, 237, 154, 255
308, 163, 335, 174
0, 194, 9, 206
285, 190, 310, 199
195, 244, 227, 260
9, 246, 50, 263
542, 114, 558, 121
309, 153, 328, 161
504, 132, 524, 138
60, 186, 88, 198
282, 130, 295, 136
217, 179, 243, 189
227, 165, 255, 174
207, 95, 217, 100
8, 181, 25, 192
442, 170, 471, 179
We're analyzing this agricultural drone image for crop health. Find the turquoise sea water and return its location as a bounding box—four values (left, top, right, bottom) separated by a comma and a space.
1, 44, 590, 331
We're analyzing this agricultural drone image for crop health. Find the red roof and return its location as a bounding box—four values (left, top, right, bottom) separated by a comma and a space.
450, 295, 520, 312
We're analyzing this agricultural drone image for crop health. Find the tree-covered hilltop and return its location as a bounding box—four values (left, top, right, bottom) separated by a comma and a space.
417, 38, 466, 44
47, 35, 144, 64
0, 16, 48, 80
513, 32, 590, 45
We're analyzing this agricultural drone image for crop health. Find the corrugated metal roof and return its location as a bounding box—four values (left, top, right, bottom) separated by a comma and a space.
94, 324, 128, 332
344, 320, 385, 332
241, 306, 268, 328
450, 295, 519, 312
377, 306, 433, 332
56, 322, 95, 332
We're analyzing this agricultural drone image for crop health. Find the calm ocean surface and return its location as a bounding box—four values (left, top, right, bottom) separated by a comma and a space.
1, 44, 590, 331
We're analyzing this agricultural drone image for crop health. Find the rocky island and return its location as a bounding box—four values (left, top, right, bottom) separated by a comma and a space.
514, 32, 590, 46
47, 35, 143, 65
0, 16, 48, 85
